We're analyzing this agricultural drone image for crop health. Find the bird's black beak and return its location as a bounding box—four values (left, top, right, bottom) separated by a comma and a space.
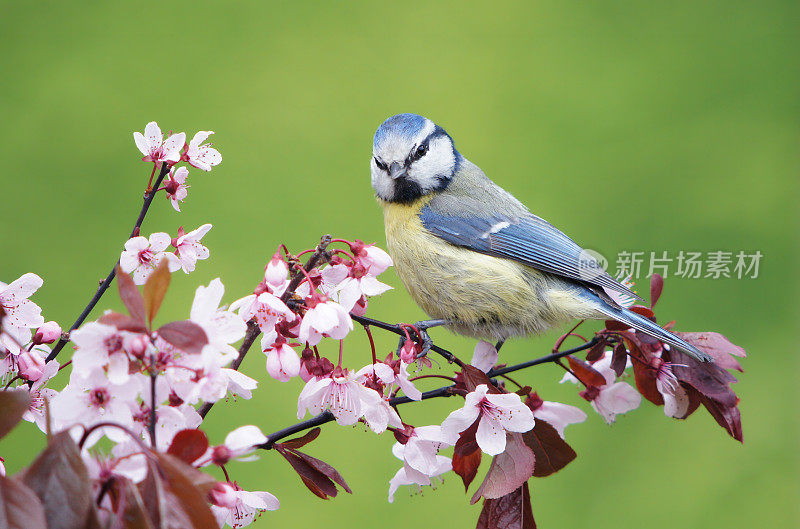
389, 161, 408, 180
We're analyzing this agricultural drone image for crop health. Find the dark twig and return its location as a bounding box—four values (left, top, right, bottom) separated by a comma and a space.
45, 163, 172, 363
486, 337, 599, 378
149, 373, 157, 447
258, 337, 600, 450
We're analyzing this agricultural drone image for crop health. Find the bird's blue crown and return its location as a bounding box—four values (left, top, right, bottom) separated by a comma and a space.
373, 113, 429, 150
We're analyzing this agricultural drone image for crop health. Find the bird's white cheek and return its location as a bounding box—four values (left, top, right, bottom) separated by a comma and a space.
371, 166, 394, 200
409, 141, 455, 191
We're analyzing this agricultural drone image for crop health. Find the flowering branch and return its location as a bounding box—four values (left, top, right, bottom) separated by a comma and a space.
45, 162, 171, 363
257, 338, 598, 450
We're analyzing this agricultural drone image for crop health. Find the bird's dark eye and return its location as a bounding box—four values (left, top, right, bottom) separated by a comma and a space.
415, 143, 428, 159
374, 157, 387, 171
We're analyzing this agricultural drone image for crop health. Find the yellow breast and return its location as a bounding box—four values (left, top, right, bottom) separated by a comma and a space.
380, 199, 554, 339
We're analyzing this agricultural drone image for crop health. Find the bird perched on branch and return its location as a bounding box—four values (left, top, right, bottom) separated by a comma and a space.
370, 113, 711, 363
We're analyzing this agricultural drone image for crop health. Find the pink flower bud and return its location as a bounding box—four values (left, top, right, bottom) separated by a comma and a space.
265, 252, 289, 287
33, 321, 61, 345
399, 339, 417, 364
18, 351, 45, 381
211, 445, 232, 466
209, 482, 237, 508
127, 334, 149, 359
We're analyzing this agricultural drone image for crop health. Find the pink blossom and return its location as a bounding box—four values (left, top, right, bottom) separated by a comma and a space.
185, 131, 222, 171
17, 349, 46, 382
164, 166, 190, 212
296, 371, 376, 426
189, 278, 246, 364
33, 321, 61, 344
85, 448, 147, 487
70, 322, 138, 384
120, 233, 180, 285
298, 294, 352, 346
442, 384, 535, 456
210, 482, 279, 528
389, 448, 453, 503
205, 425, 268, 467
351, 241, 393, 275
654, 352, 690, 418
391, 425, 452, 486
132, 122, 185, 164
265, 253, 289, 291
24, 386, 58, 433
356, 361, 422, 402
173, 223, 212, 273
561, 352, 641, 424
363, 395, 403, 433
0, 273, 44, 330
231, 290, 293, 335
525, 393, 587, 438
582, 382, 642, 424
470, 340, 499, 373
262, 335, 300, 382
332, 266, 391, 311
51, 368, 142, 445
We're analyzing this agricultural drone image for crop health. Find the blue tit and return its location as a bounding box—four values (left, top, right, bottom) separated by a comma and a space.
370, 113, 711, 363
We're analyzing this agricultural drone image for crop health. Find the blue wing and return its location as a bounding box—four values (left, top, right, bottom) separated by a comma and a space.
419, 206, 639, 300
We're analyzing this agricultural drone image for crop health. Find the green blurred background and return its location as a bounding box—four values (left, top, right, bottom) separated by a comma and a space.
2, 1, 797, 527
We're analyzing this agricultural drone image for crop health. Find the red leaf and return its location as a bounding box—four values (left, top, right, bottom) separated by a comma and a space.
699, 394, 743, 443
678, 384, 703, 419
476, 483, 536, 529
280, 427, 321, 449
471, 433, 535, 504
275, 446, 352, 499
287, 448, 352, 494
0, 474, 47, 529
522, 420, 577, 477
453, 421, 481, 491
98, 311, 149, 333
604, 319, 629, 332
143, 259, 171, 327
108, 476, 153, 529
453, 450, 482, 493
116, 266, 146, 324
21, 431, 92, 529
275, 448, 337, 499
157, 321, 208, 355
674, 332, 746, 372
0, 390, 30, 440
167, 429, 209, 465
670, 350, 743, 442
670, 350, 738, 407
585, 339, 607, 362
610, 342, 627, 377
461, 365, 502, 393
152, 453, 219, 528
632, 357, 663, 406
650, 273, 664, 308
566, 356, 606, 388
629, 305, 656, 322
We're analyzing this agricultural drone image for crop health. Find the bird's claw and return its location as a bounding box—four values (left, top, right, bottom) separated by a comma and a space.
395, 320, 445, 360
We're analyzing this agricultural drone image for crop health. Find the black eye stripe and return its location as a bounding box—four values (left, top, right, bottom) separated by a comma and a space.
374, 157, 388, 171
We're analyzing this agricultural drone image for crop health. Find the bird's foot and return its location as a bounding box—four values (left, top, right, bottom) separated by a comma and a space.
395, 319, 448, 360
